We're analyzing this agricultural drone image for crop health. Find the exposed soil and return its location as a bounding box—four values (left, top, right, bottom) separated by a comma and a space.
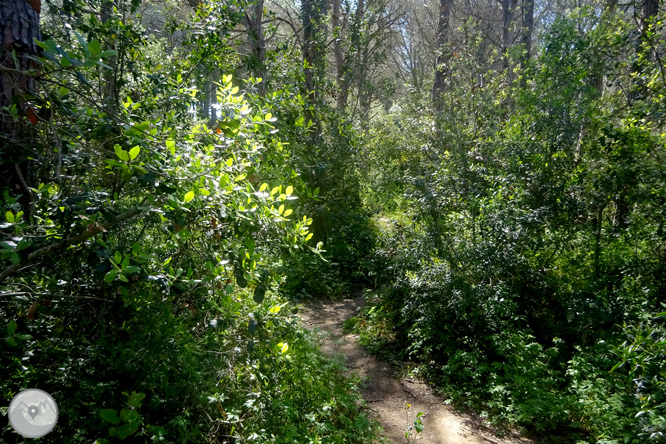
299, 296, 534, 444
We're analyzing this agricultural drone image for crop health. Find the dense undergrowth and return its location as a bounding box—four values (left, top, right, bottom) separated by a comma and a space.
3, 0, 666, 443
349, 9, 666, 444
0, 1, 382, 441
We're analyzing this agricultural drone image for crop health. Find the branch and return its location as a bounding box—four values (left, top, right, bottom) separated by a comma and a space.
0, 201, 148, 284
0, 292, 110, 301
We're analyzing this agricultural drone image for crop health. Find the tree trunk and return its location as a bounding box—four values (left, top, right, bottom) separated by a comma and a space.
301, 0, 328, 124
501, 0, 515, 71
101, 0, 119, 114
244, 0, 266, 96
432, 0, 452, 110
1, 0, 40, 145
519, 0, 534, 86
332, 0, 346, 109
1, 0, 41, 215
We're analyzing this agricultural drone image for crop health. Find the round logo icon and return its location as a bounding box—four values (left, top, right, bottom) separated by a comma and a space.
8, 389, 58, 438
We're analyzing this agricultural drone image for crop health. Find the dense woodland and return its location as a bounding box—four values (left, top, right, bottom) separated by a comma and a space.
1, 0, 666, 442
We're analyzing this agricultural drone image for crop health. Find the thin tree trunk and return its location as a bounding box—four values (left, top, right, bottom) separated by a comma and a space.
302, 0, 328, 123
244, 0, 266, 96
501, 0, 515, 71
332, 0, 346, 109
519, 0, 534, 87
432, 0, 452, 110
101, 0, 119, 114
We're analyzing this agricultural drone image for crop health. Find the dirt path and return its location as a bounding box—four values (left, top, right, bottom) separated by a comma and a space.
299, 297, 533, 444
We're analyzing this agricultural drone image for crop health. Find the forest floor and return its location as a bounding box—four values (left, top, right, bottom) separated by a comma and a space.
299, 296, 534, 444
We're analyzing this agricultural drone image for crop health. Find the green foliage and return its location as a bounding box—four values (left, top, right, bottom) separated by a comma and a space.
0, 2, 380, 442
357, 6, 666, 444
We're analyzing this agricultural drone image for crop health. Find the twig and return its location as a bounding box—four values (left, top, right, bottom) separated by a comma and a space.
401, 383, 418, 399
14, 164, 36, 217
482, 436, 503, 444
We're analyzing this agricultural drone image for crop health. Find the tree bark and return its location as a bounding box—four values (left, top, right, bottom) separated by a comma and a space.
244, 0, 266, 96
301, 0, 328, 124
501, 0, 515, 71
1, 0, 40, 146
1, 0, 41, 213
332, 0, 346, 109
432, 0, 452, 110
519, 0, 534, 86
101, 0, 119, 113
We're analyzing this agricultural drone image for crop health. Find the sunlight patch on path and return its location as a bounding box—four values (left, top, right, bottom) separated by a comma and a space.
299, 297, 534, 444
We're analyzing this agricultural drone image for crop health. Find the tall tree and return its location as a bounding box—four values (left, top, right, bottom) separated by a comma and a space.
331, 0, 346, 108
302, 0, 327, 112
519, 0, 534, 85
1, 0, 41, 215
432, 0, 452, 110
243, 0, 267, 95
500, 0, 515, 71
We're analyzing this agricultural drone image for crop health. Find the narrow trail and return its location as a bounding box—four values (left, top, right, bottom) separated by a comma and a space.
299, 297, 534, 444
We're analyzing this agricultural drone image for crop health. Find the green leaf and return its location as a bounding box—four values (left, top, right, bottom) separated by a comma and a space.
285, 186, 293, 195
265, 112, 272, 120
114, 144, 129, 161
115, 421, 139, 439
224, 283, 234, 295
283, 209, 293, 217
120, 408, 139, 422
183, 191, 195, 202
114, 251, 122, 264
5, 211, 14, 223
118, 274, 129, 283
0, 240, 16, 250
125, 266, 141, 274
58, 86, 70, 96
100, 409, 121, 425
128, 146, 140, 161
278, 342, 289, 353
74, 32, 90, 58
127, 392, 146, 407
269, 305, 281, 314
7, 320, 17, 336
15, 334, 32, 341
104, 270, 117, 283
166, 139, 176, 155
4, 337, 17, 347
253, 285, 266, 304
10, 253, 20, 265
99, 50, 118, 58
88, 40, 101, 57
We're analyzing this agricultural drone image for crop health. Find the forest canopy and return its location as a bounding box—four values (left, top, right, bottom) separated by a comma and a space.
1, 0, 666, 442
